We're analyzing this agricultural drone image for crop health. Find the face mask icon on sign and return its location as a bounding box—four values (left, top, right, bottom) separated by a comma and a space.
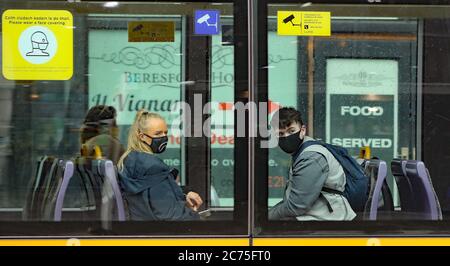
26, 31, 50, 56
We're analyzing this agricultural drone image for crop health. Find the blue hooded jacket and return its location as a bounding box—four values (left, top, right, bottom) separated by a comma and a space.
119, 151, 200, 221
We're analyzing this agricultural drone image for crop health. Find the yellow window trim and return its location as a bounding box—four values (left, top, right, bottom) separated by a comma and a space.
0, 238, 250, 246
2, 237, 450, 246
253, 238, 450, 246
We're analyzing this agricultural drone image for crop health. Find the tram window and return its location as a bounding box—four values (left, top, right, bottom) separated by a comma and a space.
258, 2, 450, 231
0, 0, 247, 236
211, 19, 235, 208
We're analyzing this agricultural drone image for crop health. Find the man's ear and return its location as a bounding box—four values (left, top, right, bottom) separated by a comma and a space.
300, 125, 307, 137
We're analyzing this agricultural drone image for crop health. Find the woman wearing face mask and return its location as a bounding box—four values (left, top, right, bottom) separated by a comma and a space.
117, 110, 202, 221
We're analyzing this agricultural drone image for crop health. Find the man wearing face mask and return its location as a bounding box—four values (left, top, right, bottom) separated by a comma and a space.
269, 107, 356, 221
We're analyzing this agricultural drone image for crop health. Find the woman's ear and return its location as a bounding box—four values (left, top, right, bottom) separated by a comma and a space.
138, 132, 152, 145
137, 132, 145, 142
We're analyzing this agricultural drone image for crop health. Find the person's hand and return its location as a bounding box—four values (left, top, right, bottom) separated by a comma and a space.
185, 192, 203, 212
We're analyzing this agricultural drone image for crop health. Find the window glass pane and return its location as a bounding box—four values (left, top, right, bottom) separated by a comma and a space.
211, 17, 235, 208
0, 1, 244, 235
265, 4, 448, 224
267, 27, 297, 207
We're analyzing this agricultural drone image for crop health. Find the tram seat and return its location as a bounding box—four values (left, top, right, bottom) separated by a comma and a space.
56, 156, 125, 221
391, 159, 414, 215
23, 156, 73, 221
99, 159, 126, 222
23, 147, 125, 222
393, 160, 442, 220
363, 159, 394, 220
23, 156, 55, 220
46, 160, 74, 221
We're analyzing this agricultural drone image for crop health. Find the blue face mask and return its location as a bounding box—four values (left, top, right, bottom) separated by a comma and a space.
142, 133, 168, 153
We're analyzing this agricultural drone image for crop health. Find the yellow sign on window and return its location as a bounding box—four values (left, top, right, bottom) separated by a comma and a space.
2, 9, 73, 80
277, 11, 331, 36
128, 21, 175, 42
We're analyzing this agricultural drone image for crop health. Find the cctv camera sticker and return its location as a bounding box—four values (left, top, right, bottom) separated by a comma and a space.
277, 11, 330, 36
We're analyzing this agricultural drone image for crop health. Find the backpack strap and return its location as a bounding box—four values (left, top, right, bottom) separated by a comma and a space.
322, 187, 344, 196
319, 194, 334, 213
292, 140, 320, 162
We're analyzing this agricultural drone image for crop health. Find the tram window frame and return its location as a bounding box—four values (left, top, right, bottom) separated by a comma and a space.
255, 0, 450, 237
0, 0, 249, 237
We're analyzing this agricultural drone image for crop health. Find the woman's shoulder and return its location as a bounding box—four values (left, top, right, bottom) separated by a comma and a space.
127, 150, 160, 160
125, 151, 169, 173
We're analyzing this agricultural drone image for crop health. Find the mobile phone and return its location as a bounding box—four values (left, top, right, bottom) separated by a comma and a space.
198, 209, 211, 219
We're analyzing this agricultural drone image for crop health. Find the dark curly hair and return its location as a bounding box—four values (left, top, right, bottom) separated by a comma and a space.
84, 105, 116, 124
81, 105, 117, 144
271, 107, 304, 129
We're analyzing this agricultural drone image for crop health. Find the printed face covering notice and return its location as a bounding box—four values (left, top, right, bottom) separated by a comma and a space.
2, 9, 73, 80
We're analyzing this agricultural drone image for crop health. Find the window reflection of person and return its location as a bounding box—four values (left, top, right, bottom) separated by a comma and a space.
80, 105, 125, 164
117, 110, 203, 221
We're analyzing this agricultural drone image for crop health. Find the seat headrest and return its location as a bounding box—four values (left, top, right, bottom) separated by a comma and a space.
391, 158, 407, 176
365, 159, 387, 180
405, 160, 427, 178
366, 159, 382, 168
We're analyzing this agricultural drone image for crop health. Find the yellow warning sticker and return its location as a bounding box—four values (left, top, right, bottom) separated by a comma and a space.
277, 11, 331, 36
2, 9, 73, 80
128, 21, 175, 42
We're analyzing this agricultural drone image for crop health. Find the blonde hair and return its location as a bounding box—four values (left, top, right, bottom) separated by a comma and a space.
117, 109, 165, 171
